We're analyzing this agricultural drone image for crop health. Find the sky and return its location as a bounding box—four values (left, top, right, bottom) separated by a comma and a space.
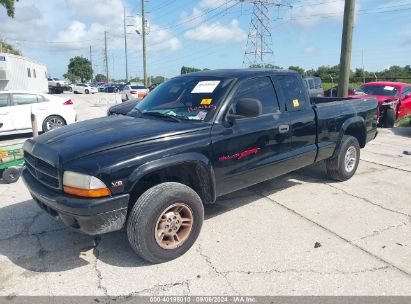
0, 0, 410, 80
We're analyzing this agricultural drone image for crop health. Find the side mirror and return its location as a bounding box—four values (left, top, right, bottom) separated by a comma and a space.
226, 98, 262, 125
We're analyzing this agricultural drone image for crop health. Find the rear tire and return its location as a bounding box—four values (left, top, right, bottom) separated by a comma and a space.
127, 182, 204, 264
326, 135, 360, 181
2, 167, 20, 184
383, 109, 396, 128
42, 115, 66, 132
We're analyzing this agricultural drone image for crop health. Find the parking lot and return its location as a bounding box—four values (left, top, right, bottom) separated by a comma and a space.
0, 93, 410, 296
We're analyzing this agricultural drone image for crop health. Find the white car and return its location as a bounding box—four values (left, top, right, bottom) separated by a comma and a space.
71, 83, 98, 94
121, 84, 149, 101
0, 91, 77, 136
48, 78, 68, 87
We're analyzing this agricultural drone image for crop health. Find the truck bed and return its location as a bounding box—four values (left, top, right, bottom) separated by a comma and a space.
312, 96, 378, 162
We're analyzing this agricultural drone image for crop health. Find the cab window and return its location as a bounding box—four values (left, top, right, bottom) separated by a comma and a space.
231, 77, 279, 116
274, 75, 307, 112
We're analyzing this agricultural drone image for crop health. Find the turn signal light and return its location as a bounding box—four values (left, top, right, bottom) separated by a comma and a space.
63, 186, 111, 198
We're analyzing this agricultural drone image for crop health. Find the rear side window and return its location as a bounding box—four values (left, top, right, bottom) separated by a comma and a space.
314, 77, 322, 89
274, 75, 307, 112
0, 93, 9, 107
13, 94, 38, 105
308, 79, 315, 90
232, 77, 279, 115
401, 87, 411, 98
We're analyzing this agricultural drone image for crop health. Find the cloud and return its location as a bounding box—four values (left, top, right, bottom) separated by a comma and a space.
184, 19, 246, 44
66, 0, 124, 24
179, 7, 204, 27
377, 0, 411, 10
199, 0, 229, 9
0, 3, 57, 42
304, 47, 316, 54
286, 0, 345, 27
49, 0, 181, 52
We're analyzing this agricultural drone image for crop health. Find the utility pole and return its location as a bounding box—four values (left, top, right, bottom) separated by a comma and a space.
123, 7, 129, 82
89, 45, 93, 81
141, 0, 147, 86
337, 0, 356, 97
104, 31, 109, 82
361, 49, 365, 83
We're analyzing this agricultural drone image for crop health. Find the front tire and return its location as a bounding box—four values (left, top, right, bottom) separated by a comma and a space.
383, 109, 396, 128
2, 167, 20, 184
127, 182, 204, 264
326, 135, 360, 181
85, 89, 90, 94
42, 115, 66, 132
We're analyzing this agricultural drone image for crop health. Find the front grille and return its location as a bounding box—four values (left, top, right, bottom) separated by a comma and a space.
24, 152, 60, 190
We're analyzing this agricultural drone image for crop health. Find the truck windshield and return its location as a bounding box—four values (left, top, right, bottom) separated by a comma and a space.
361, 85, 398, 98
129, 76, 233, 122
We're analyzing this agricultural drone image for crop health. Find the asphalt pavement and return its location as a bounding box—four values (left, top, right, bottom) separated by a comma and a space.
0, 93, 410, 296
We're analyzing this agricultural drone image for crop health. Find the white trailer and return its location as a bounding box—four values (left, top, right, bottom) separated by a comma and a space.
0, 53, 48, 93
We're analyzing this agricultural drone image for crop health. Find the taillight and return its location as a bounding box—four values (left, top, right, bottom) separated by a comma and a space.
130, 91, 137, 94
63, 99, 73, 105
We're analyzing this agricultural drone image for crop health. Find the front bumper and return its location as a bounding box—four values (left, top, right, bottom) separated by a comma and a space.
22, 169, 130, 235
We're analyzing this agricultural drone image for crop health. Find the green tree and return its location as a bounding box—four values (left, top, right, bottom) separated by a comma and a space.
181, 66, 203, 74
63, 72, 79, 84
1, 0, 18, 17
149, 76, 166, 85
0, 41, 21, 55
95, 74, 107, 82
65, 56, 93, 83
288, 66, 305, 75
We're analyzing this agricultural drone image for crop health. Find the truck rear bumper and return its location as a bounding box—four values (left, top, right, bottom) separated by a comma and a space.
366, 128, 378, 144
22, 169, 129, 235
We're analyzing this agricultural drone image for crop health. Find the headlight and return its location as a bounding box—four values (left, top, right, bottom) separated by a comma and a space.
63, 171, 111, 198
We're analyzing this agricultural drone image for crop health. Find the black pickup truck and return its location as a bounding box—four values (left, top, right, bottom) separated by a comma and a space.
22, 69, 378, 263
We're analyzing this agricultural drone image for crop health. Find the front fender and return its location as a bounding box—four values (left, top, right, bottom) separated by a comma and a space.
126, 152, 216, 204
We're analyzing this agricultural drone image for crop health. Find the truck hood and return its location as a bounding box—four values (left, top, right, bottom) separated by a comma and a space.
26, 115, 209, 163
349, 94, 397, 104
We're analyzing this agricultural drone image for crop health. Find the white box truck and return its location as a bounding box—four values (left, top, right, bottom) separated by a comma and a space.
0, 53, 48, 93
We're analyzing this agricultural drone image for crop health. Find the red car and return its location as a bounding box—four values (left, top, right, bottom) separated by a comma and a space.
349, 82, 411, 127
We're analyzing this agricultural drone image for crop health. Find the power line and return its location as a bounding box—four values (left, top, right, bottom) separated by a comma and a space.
242, 0, 292, 67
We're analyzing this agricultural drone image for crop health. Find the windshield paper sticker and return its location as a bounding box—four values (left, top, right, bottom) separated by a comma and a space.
191, 81, 220, 93
384, 86, 395, 91
196, 111, 208, 120
188, 104, 217, 112
201, 98, 213, 105
293, 99, 300, 107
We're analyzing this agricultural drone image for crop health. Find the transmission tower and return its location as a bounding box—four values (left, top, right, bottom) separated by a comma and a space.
242, 0, 292, 68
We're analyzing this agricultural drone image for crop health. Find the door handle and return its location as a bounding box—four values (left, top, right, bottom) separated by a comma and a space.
0, 112, 9, 115
278, 124, 289, 134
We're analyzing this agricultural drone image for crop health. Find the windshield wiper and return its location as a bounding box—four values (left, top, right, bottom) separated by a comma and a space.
142, 111, 181, 122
